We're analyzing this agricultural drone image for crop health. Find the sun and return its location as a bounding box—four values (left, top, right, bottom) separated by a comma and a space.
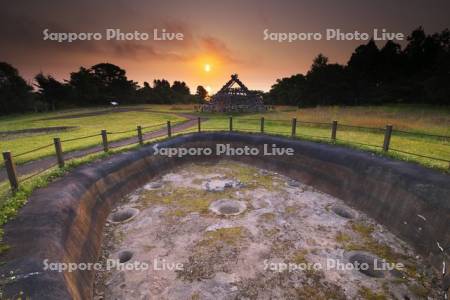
204, 64, 211, 72
205, 86, 212, 93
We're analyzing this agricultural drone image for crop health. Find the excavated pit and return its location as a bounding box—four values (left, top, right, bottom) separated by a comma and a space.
96, 160, 440, 299
209, 199, 247, 216
2, 132, 449, 300
109, 208, 139, 223
332, 205, 355, 219
347, 251, 385, 278
118, 250, 134, 263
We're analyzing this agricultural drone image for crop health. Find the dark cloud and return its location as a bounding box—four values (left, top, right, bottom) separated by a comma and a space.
0, 8, 192, 63
1, 0, 450, 90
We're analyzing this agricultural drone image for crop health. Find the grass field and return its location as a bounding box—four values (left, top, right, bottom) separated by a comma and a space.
0, 106, 186, 166
196, 105, 450, 170
0, 104, 449, 171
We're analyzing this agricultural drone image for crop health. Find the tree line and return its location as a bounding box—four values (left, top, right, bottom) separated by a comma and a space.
1, 27, 449, 115
0, 62, 209, 115
266, 27, 450, 106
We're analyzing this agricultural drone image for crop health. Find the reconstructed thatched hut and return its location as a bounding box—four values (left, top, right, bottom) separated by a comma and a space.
201, 74, 266, 113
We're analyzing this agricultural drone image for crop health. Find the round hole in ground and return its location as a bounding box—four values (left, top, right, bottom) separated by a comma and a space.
110, 208, 139, 223
218, 205, 240, 215
332, 205, 354, 219
347, 251, 385, 278
209, 199, 247, 216
95, 160, 443, 299
118, 250, 134, 263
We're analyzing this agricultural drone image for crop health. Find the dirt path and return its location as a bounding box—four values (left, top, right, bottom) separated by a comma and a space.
0, 113, 204, 183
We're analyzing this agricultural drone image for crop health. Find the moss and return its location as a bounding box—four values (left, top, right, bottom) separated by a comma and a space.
351, 222, 374, 237
408, 283, 430, 297
0, 243, 10, 254
390, 277, 408, 285
335, 231, 351, 243
142, 244, 156, 252
285, 206, 297, 214
191, 178, 204, 185
295, 285, 346, 300
333, 221, 431, 295
178, 226, 248, 282
236, 264, 346, 299
142, 185, 235, 217
343, 239, 397, 263
214, 160, 283, 191
358, 287, 387, 300
113, 230, 125, 244
166, 209, 187, 218
291, 249, 308, 265
342, 222, 399, 263
140, 161, 285, 221
259, 212, 276, 222
197, 227, 246, 248
269, 239, 295, 257
262, 227, 280, 238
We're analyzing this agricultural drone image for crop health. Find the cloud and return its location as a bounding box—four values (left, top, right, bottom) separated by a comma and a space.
0, 9, 191, 63
199, 36, 243, 64
108, 42, 188, 61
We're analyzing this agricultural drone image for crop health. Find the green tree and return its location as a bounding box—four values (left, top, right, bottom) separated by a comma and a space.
0, 62, 33, 114
69, 63, 137, 105
196, 85, 208, 102
69, 67, 101, 105
267, 74, 305, 105
136, 81, 153, 103
34, 73, 72, 110
152, 79, 172, 104
172, 81, 193, 103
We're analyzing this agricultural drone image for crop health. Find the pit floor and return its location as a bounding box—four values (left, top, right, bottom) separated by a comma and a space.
95, 160, 439, 299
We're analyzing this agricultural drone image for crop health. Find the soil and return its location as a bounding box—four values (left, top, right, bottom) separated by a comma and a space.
95, 161, 439, 300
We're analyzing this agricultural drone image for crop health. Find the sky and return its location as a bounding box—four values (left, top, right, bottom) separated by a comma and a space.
1, 0, 450, 92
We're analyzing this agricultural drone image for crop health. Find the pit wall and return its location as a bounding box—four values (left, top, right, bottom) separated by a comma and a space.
1, 132, 449, 299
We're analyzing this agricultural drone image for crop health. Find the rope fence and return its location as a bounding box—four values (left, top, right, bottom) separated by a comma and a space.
61, 133, 101, 142
20, 163, 58, 182
13, 143, 54, 158
107, 128, 136, 135
2, 116, 449, 191
338, 123, 386, 132
390, 148, 450, 163
335, 139, 384, 149
392, 129, 450, 140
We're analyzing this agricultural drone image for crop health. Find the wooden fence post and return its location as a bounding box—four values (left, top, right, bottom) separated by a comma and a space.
53, 137, 64, 168
137, 126, 143, 145
331, 120, 338, 141
167, 121, 172, 137
2, 151, 18, 191
229, 116, 233, 131
383, 125, 393, 151
198, 117, 201, 133
101, 130, 109, 152
291, 118, 297, 137
260, 117, 265, 133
